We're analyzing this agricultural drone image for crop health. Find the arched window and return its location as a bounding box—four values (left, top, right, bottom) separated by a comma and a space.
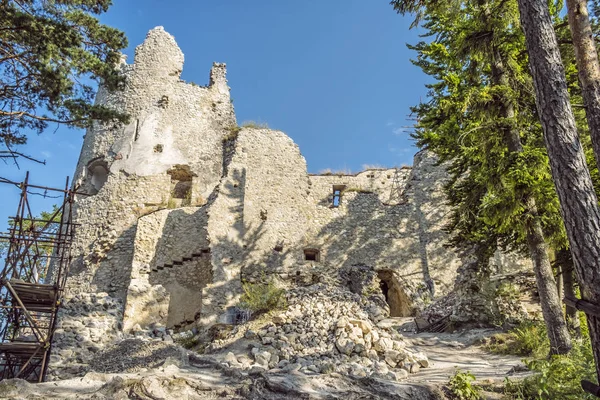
87, 159, 109, 194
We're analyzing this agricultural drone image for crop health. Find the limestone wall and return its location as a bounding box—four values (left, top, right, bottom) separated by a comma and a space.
201, 128, 461, 322
123, 207, 211, 332
201, 128, 312, 325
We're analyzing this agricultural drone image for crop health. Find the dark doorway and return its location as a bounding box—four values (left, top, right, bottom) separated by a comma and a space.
377, 270, 414, 317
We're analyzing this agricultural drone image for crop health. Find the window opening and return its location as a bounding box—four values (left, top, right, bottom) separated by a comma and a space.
332, 185, 346, 207
167, 165, 194, 200
304, 248, 320, 262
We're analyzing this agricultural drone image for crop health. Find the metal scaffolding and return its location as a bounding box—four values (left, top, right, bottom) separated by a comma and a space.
387, 167, 406, 205
0, 173, 78, 382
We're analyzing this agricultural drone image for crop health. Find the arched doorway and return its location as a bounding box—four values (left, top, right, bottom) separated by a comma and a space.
377, 270, 414, 317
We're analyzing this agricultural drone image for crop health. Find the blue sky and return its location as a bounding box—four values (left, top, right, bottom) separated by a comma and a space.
1, 0, 428, 221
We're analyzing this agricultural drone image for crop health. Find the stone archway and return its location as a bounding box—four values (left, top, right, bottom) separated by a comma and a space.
377, 270, 414, 317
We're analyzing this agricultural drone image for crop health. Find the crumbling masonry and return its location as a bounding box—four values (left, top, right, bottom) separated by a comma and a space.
47, 27, 528, 379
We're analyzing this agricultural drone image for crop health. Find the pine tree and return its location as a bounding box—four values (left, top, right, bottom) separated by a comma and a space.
517, 0, 600, 380
0, 0, 129, 166
392, 0, 572, 353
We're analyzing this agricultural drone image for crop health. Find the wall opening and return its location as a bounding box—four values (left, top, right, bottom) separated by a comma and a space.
304, 248, 320, 262
167, 164, 195, 201
87, 159, 109, 194
223, 307, 252, 325
332, 185, 345, 207
377, 270, 414, 317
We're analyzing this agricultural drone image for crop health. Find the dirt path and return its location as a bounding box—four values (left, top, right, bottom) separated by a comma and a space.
379, 319, 530, 384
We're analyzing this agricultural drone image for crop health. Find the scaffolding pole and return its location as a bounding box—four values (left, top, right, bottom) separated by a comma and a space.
0, 173, 80, 382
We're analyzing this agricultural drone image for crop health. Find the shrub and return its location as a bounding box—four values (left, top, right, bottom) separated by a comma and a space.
175, 335, 201, 349
501, 313, 598, 399
223, 125, 241, 142
486, 320, 549, 358
239, 280, 287, 314
448, 369, 481, 400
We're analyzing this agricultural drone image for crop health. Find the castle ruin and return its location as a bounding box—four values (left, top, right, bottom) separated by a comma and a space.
45, 27, 528, 379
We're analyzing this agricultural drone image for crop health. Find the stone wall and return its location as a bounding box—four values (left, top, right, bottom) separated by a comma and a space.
123, 207, 211, 332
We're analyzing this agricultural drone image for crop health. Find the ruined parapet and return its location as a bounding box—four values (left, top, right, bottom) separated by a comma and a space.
74, 26, 235, 195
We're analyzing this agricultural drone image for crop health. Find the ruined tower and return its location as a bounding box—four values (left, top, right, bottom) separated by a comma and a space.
48, 27, 238, 378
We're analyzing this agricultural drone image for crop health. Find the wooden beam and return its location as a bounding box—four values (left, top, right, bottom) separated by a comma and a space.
564, 296, 600, 318
582, 380, 600, 397
15, 344, 42, 379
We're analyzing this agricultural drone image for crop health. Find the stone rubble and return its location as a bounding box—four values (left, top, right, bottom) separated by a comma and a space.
48, 292, 124, 380
210, 283, 429, 382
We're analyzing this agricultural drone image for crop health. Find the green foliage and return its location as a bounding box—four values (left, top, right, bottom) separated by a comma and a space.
487, 321, 549, 358
448, 369, 481, 400
489, 282, 526, 326
391, 0, 568, 258
498, 314, 597, 399
239, 280, 287, 314
223, 125, 241, 142
0, 205, 62, 281
183, 187, 192, 206
318, 168, 353, 176
0, 0, 129, 164
175, 335, 201, 350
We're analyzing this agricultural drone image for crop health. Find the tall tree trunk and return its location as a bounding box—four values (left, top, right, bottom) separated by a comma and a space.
525, 214, 572, 353
557, 248, 582, 336
566, 0, 600, 169
489, 42, 572, 354
518, 0, 600, 380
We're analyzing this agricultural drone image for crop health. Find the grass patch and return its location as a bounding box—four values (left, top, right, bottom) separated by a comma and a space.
175, 335, 201, 349
318, 168, 353, 176
486, 320, 549, 358
223, 125, 241, 142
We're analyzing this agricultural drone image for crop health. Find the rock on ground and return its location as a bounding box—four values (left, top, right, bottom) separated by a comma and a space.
0, 360, 444, 400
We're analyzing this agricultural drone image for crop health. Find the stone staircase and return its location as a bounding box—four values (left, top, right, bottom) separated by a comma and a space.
148, 249, 210, 273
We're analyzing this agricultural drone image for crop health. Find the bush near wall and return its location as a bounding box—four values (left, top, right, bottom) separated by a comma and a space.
239, 280, 287, 315
494, 315, 597, 399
